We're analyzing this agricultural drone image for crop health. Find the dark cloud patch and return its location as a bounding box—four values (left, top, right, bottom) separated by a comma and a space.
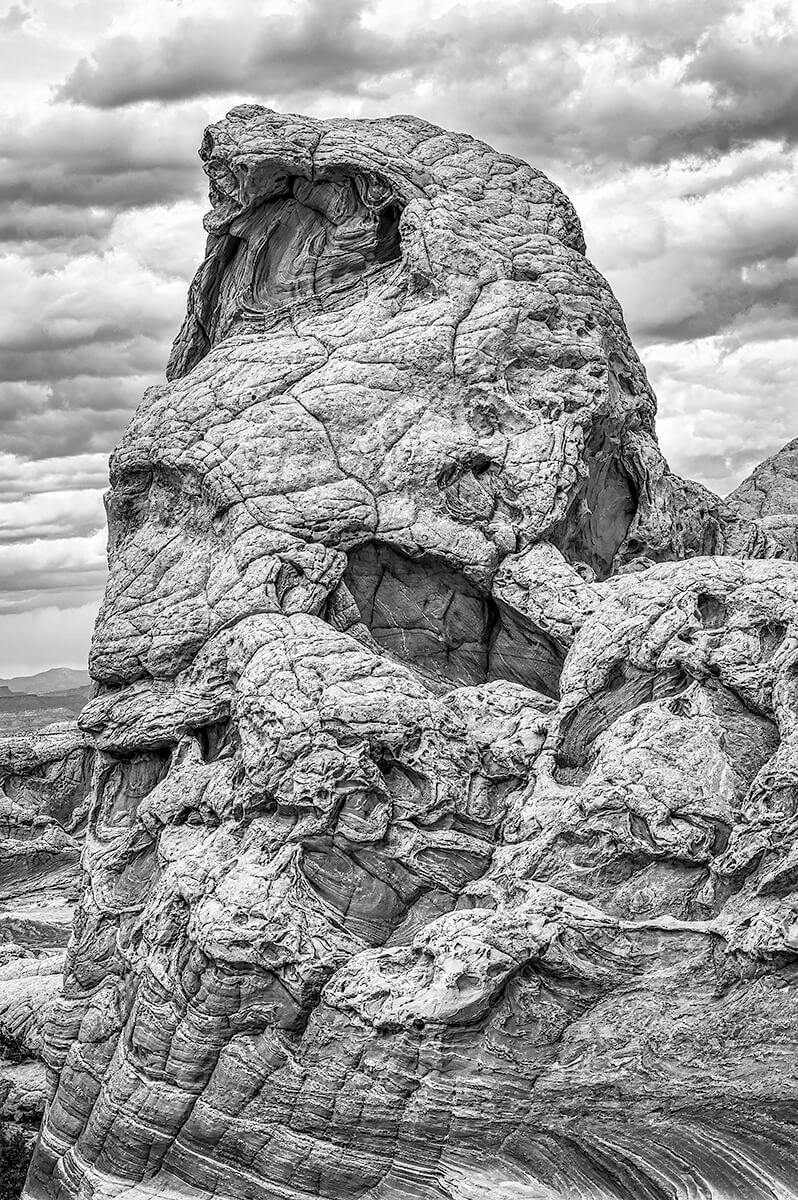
0, 528, 107, 616
637, 283, 798, 345
0, 4, 32, 33
1, 404, 141, 459
0, 376, 152, 458
0, 204, 113, 247
57, 0, 405, 108
678, 150, 791, 199
0, 158, 199, 212
0, 340, 168, 384
590, 158, 798, 351
53, 0, 798, 169
0, 218, 187, 456
56, 0, 732, 112
634, 262, 798, 346
0, 105, 206, 251
2, 319, 163, 356
682, 23, 798, 150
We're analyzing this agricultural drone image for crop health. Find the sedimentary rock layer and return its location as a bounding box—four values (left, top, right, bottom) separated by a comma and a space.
23, 107, 798, 1200
0, 725, 92, 1129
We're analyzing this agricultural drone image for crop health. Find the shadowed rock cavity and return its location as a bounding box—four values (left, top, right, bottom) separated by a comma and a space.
170, 169, 403, 374
550, 416, 639, 579
343, 541, 565, 695
246, 174, 402, 309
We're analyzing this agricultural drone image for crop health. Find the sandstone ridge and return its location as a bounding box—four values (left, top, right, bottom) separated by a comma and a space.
16, 106, 798, 1200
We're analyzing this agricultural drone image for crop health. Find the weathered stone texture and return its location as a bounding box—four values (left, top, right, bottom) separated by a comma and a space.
0, 725, 92, 1130
21, 108, 798, 1199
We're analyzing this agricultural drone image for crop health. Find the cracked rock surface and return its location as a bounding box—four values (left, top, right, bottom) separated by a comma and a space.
22, 107, 798, 1199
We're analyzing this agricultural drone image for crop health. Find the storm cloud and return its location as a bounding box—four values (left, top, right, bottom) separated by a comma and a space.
56, 0, 798, 167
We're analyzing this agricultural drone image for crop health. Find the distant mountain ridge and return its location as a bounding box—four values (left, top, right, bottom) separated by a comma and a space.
0, 668, 90, 735
0, 667, 90, 696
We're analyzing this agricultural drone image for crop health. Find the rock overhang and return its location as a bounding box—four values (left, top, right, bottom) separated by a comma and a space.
194, 105, 586, 245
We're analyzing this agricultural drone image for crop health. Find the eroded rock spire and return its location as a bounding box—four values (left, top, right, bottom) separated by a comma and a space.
22, 107, 798, 1200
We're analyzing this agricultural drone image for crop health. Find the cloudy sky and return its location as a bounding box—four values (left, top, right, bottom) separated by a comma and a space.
0, 0, 796, 676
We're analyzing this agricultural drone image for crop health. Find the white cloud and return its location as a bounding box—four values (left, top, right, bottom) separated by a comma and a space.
0, 487, 105, 542
0, 528, 107, 613
0, 453, 108, 499
0, 242, 188, 350
650, 334, 798, 493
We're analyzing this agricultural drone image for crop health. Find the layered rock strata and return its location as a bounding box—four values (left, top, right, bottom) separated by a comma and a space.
0, 725, 91, 1133
23, 107, 798, 1200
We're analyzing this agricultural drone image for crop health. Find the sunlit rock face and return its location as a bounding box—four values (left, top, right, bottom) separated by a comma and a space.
24, 107, 798, 1200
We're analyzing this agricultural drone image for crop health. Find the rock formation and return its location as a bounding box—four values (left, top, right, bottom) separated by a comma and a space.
21, 107, 798, 1199
0, 725, 92, 1141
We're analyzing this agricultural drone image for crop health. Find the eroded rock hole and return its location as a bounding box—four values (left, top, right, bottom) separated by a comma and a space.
195, 719, 234, 764
697, 593, 727, 629
95, 748, 171, 833
169, 170, 405, 376
550, 422, 638, 580
341, 542, 563, 695
437, 453, 501, 525
374, 202, 403, 262
246, 171, 403, 310
557, 661, 691, 772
